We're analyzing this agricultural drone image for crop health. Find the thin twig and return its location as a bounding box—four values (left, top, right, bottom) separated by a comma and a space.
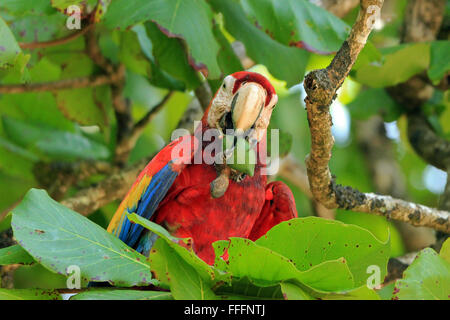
0, 72, 123, 94
114, 91, 174, 162
19, 24, 94, 50
303, 0, 450, 232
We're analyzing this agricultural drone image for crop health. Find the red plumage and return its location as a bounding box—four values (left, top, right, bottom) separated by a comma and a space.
108, 72, 298, 265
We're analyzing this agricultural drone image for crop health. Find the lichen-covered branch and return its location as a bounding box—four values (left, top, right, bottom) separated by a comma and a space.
303, 0, 450, 232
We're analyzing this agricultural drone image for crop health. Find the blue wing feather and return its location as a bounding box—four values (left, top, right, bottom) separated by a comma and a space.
118, 162, 179, 249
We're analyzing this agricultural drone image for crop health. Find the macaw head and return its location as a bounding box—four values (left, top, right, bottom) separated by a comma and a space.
206, 71, 278, 143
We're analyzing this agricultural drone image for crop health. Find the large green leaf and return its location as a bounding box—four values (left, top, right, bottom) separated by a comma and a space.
393, 248, 450, 300
354, 43, 430, 88
56, 86, 112, 130
255, 217, 391, 287
0, 288, 61, 300
2, 116, 110, 161
103, 0, 221, 78
0, 244, 35, 266
71, 289, 172, 300
210, 0, 309, 87
214, 237, 354, 292
149, 239, 218, 300
144, 22, 202, 89
239, 0, 350, 53
132, 24, 187, 91
11, 189, 154, 287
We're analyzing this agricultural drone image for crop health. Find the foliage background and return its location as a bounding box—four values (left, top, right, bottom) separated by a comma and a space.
0, 0, 449, 300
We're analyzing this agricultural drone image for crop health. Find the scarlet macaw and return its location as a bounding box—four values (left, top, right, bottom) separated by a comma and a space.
107, 71, 298, 265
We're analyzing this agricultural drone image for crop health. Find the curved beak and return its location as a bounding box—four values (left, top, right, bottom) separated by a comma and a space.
231, 82, 266, 137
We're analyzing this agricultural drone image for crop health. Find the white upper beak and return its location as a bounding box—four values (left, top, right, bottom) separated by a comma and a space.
231, 82, 266, 136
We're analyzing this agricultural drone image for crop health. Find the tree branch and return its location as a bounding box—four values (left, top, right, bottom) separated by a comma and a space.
303, 0, 450, 232
60, 157, 151, 215
114, 91, 174, 162
0, 72, 123, 94
407, 113, 450, 171
194, 82, 212, 111
356, 117, 436, 251
18, 24, 94, 50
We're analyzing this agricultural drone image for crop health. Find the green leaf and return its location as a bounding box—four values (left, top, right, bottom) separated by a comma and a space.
213, 23, 243, 76
51, 0, 98, 12
280, 282, 314, 300
255, 217, 391, 287
11, 189, 154, 287
239, 0, 350, 53
103, 0, 221, 79
440, 238, 450, 264
150, 239, 218, 300
214, 237, 354, 292
56, 86, 112, 130
70, 289, 172, 300
210, 0, 309, 87
217, 276, 283, 299
393, 248, 450, 300
428, 40, 450, 84
0, 288, 61, 300
127, 213, 227, 286
132, 24, 187, 91
144, 22, 202, 89
2, 116, 110, 161
347, 88, 403, 122
354, 43, 430, 88
0, 0, 54, 16
0, 17, 28, 73
0, 244, 35, 266
8, 12, 69, 46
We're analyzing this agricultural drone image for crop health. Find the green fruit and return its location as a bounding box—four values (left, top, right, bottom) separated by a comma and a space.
222, 134, 256, 176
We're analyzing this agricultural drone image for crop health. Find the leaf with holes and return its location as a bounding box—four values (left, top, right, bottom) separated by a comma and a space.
213, 237, 354, 292
255, 217, 390, 287
393, 248, 450, 300
11, 189, 155, 287
0, 288, 61, 300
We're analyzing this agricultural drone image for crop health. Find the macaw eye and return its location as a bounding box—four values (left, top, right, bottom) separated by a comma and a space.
222, 83, 226, 89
